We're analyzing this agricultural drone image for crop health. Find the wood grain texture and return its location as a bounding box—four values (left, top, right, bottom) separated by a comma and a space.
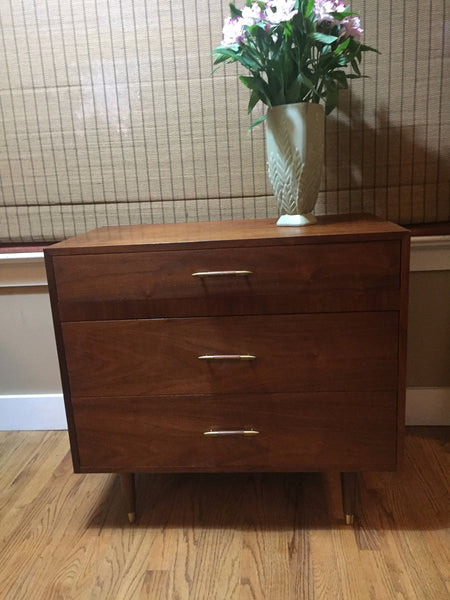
44, 215, 410, 521
72, 392, 397, 472
0, 428, 448, 600
52, 242, 401, 302
396, 234, 411, 466
52, 240, 402, 320
44, 253, 81, 471
62, 312, 399, 397
45, 214, 409, 256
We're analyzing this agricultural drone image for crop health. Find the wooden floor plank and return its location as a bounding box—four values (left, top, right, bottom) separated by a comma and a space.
139, 571, 170, 600
168, 474, 242, 600
0, 428, 448, 600
0, 431, 65, 512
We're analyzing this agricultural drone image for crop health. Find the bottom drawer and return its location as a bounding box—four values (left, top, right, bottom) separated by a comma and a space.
72, 392, 398, 472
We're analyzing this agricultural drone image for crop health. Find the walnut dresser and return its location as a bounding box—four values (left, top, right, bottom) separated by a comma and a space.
44, 215, 410, 524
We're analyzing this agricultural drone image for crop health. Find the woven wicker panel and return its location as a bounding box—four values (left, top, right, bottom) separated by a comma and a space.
0, 0, 448, 242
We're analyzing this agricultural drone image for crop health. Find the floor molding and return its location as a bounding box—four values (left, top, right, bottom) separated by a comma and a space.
405, 387, 450, 426
0, 394, 67, 430
409, 235, 450, 272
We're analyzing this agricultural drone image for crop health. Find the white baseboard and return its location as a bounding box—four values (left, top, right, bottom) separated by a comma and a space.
0, 389, 448, 430
405, 387, 450, 426
0, 394, 67, 430
410, 236, 450, 272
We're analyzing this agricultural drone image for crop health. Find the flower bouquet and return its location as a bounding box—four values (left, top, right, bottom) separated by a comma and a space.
213, 0, 377, 127
212, 0, 377, 225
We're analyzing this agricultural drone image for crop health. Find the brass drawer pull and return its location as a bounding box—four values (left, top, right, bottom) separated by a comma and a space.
198, 354, 256, 361
192, 270, 252, 277
204, 429, 259, 437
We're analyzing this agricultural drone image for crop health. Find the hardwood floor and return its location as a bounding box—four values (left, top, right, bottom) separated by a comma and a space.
0, 428, 448, 600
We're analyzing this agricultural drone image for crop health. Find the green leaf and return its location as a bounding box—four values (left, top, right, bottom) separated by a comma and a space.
346, 73, 368, 79
239, 75, 257, 90
334, 37, 350, 54
332, 71, 348, 89
212, 44, 240, 57
286, 77, 301, 103
248, 89, 260, 114
247, 113, 267, 131
267, 70, 285, 105
351, 58, 361, 76
229, 3, 242, 18
305, 0, 315, 18
330, 10, 355, 20
312, 32, 339, 44
359, 43, 381, 54
325, 87, 339, 114
282, 53, 295, 84
239, 75, 272, 106
213, 54, 236, 66
212, 54, 231, 67
237, 51, 261, 72
298, 72, 319, 94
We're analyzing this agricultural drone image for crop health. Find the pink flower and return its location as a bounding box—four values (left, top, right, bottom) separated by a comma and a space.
340, 15, 363, 41
313, 0, 364, 41
265, 0, 298, 24
222, 16, 246, 45
313, 0, 348, 25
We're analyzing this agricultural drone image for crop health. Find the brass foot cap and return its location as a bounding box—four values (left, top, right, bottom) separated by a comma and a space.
128, 512, 136, 524
345, 514, 354, 525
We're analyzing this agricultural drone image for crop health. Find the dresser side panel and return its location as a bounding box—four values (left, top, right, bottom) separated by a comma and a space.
43, 252, 81, 471
396, 234, 411, 467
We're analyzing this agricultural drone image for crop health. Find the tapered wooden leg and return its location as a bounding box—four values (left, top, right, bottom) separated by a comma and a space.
120, 473, 136, 523
341, 472, 357, 525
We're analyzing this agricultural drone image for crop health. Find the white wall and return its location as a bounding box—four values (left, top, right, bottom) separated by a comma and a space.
0, 255, 67, 428
0, 238, 449, 429
0, 290, 61, 394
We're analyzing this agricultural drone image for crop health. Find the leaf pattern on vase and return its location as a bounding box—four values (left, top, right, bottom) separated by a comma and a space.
266, 103, 324, 217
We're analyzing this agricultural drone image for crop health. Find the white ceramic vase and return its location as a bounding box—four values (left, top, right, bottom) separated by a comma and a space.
266, 102, 325, 226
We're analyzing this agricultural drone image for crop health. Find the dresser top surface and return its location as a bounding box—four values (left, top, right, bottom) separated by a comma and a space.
46, 214, 409, 255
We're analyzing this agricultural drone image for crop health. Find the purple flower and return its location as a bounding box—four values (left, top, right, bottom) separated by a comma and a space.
222, 16, 246, 45
265, 0, 298, 24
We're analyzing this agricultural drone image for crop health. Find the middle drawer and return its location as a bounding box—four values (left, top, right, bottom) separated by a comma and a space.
63, 313, 398, 396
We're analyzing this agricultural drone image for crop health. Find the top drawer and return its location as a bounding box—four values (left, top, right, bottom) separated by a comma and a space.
53, 241, 401, 320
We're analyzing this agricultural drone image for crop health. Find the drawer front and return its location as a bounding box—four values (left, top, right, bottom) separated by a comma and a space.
72, 392, 398, 471
63, 312, 399, 396
53, 241, 401, 319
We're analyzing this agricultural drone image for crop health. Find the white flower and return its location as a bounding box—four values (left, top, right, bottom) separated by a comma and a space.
222, 16, 246, 45
264, 0, 298, 24
242, 2, 265, 24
